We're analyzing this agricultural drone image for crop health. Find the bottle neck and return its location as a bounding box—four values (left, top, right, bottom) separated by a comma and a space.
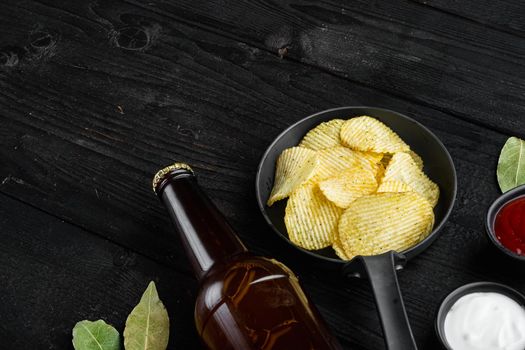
157, 170, 247, 280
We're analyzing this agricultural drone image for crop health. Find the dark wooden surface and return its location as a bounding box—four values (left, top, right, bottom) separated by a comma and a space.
0, 1, 524, 349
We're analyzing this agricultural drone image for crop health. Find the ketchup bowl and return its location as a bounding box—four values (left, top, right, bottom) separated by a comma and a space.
486, 184, 525, 261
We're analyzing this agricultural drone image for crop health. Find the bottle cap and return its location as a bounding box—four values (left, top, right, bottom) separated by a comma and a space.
152, 163, 194, 193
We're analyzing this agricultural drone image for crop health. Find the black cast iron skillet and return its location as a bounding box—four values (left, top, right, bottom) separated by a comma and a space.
255, 107, 457, 350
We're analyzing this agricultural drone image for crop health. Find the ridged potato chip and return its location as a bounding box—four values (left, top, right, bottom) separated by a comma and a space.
285, 182, 342, 250
319, 168, 378, 208
340, 116, 409, 153
377, 180, 414, 193
339, 192, 434, 259
313, 146, 369, 181
355, 150, 384, 177
408, 150, 424, 170
267, 147, 318, 206
380, 151, 422, 175
356, 151, 384, 165
382, 152, 439, 207
299, 119, 345, 150
332, 234, 351, 260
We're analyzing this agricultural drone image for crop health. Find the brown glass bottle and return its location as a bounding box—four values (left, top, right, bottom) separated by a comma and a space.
153, 164, 343, 350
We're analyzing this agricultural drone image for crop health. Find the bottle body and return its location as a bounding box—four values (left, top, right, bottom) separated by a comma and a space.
195, 254, 342, 350
154, 164, 343, 350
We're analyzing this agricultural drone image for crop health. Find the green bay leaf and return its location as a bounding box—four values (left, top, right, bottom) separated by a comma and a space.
72, 320, 120, 350
498, 136, 525, 192
124, 281, 169, 350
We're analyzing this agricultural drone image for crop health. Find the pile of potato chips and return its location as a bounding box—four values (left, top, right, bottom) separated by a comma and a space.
267, 116, 439, 260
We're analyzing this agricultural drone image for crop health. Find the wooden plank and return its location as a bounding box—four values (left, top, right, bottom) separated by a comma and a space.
0, 2, 523, 348
4, 194, 524, 350
0, 0, 512, 273
0, 0, 509, 261
100, 0, 525, 134
0, 193, 202, 349
411, 0, 525, 36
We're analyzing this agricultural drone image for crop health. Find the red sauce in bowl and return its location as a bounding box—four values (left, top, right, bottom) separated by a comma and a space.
495, 197, 525, 256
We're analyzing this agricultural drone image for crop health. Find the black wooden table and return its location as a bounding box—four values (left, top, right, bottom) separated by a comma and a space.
1, 1, 524, 349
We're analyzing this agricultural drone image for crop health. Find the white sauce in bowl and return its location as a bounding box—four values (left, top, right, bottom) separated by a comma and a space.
444, 292, 525, 350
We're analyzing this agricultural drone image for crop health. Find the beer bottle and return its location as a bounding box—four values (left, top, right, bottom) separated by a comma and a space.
153, 163, 343, 350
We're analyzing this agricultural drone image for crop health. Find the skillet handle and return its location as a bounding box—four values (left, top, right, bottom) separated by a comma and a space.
343, 251, 417, 350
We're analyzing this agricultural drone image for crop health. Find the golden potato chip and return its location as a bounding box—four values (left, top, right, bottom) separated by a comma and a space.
377, 180, 414, 193
356, 151, 384, 165
382, 152, 422, 169
378, 151, 424, 182
332, 233, 351, 260
319, 168, 378, 208
313, 146, 370, 181
339, 192, 434, 259
352, 150, 380, 176
340, 116, 409, 153
299, 119, 345, 150
267, 147, 318, 206
382, 152, 439, 207
408, 150, 424, 170
285, 182, 342, 250
351, 151, 385, 183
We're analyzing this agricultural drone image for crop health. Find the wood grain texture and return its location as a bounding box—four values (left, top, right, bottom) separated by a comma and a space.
0, 0, 524, 349
116, 0, 525, 135
0, 192, 201, 349
412, 0, 525, 36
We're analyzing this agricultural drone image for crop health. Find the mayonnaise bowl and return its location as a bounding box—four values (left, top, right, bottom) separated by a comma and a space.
436, 282, 525, 350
